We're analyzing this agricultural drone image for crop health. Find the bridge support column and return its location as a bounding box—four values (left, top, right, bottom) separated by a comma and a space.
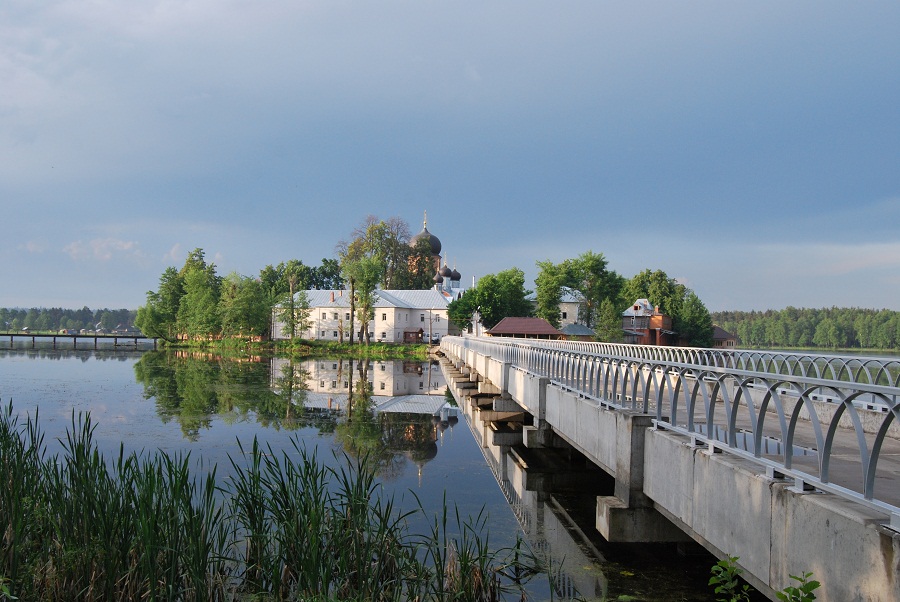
596, 411, 689, 543
524, 377, 565, 448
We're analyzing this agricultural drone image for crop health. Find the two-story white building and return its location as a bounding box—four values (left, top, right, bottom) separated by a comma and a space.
272, 288, 454, 343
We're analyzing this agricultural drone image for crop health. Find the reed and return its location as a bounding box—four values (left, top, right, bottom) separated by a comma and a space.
0, 401, 543, 601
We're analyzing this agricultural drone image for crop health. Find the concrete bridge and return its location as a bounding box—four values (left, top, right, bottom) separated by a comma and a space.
440, 335, 900, 601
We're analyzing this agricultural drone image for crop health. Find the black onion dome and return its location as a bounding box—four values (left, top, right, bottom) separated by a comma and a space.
440, 263, 452, 278
433, 271, 444, 284
451, 267, 461, 281
411, 226, 442, 256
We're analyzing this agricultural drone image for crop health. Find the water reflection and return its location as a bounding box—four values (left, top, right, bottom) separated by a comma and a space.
132, 352, 456, 480
441, 358, 715, 601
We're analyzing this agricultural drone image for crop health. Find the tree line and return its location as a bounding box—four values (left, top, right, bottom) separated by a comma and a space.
448, 251, 715, 348
712, 307, 900, 350
135, 215, 439, 344
135, 249, 342, 342
0, 307, 136, 333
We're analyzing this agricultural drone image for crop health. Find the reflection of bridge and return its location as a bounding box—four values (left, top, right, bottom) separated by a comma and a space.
441, 336, 900, 601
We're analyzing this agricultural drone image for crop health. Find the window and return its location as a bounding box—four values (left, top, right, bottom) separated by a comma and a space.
331, 381, 336, 388
320, 330, 325, 337
332, 363, 337, 369
343, 381, 348, 388
319, 380, 324, 387
382, 313, 387, 321
435, 315, 440, 322
419, 381, 423, 389
345, 313, 350, 320
333, 331, 338, 337
322, 312, 326, 319
333, 312, 338, 320
562, 311, 567, 319
380, 332, 386, 339
380, 363, 385, 371
420, 314, 425, 322
380, 382, 385, 390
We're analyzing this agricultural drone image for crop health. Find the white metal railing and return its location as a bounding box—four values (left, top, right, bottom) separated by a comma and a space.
441, 335, 900, 523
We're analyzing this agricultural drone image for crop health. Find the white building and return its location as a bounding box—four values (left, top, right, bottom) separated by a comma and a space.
272, 288, 454, 343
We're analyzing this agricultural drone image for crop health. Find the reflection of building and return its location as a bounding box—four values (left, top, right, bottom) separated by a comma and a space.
298, 359, 447, 396
270, 358, 450, 407
621, 298, 675, 346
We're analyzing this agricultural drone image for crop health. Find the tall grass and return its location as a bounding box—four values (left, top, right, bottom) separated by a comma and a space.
0, 402, 543, 601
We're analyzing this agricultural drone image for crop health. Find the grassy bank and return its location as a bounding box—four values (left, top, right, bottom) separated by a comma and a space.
159, 338, 431, 361
0, 404, 542, 601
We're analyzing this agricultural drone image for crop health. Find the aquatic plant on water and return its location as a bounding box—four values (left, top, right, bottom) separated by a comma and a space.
0, 402, 543, 601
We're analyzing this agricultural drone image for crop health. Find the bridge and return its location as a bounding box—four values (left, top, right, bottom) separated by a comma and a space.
439, 335, 900, 601
2, 331, 158, 350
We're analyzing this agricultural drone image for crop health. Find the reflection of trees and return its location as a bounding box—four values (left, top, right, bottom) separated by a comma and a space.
335, 358, 439, 480
133, 351, 335, 440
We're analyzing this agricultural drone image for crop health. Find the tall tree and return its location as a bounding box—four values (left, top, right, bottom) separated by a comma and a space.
175, 249, 221, 338
535, 251, 623, 328
274, 289, 311, 340
218, 273, 270, 337
338, 215, 431, 291
341, 256, 383, 345
448, 268, 531, 330
534, 260, 564, 327
136, 267, 184, 342
622, 268, 714, 347
594, 298, 623, 343
677, 291, 714, 347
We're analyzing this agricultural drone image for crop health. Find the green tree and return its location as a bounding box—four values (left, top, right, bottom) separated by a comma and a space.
534, 260, 564, 327
176, 249, 221, 338
341, 256, 384, 345
620, 269, 687, 319
218, 273, 270, 337
594, 298, 623, 342
677, 291, 714, 347
274, 289, 311, 340
135, 267, 185, 342
813, 317, 840, 348
535, 252, 623, 329
449, 268, 531, 330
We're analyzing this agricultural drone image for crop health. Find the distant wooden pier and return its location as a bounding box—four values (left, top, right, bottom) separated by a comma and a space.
2, 332, 158, 350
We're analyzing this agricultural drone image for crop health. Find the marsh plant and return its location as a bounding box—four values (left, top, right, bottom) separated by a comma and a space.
0, 403, 544, 601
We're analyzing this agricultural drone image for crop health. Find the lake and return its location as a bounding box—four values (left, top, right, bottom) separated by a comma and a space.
0, 342, 716, 600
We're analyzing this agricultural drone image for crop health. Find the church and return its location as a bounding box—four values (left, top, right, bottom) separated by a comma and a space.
272, 214, 465, 343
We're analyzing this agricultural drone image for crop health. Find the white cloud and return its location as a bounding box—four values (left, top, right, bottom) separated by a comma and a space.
63, 238, 142, 262
19, 240, 46, 253
163, 243, 182, 263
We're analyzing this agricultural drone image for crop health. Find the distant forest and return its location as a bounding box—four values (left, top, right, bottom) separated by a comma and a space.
0, 307, 136, 333
712, 307, 900, 350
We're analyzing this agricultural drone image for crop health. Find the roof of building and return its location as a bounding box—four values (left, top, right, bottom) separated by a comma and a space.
487, 317, 564, 337
411, 224, 442, 256
559, 289, 582, 304
299, 288, 451, 309
622, 298, 658, 317
713, 325, 736, 340
559, 323, 595, 337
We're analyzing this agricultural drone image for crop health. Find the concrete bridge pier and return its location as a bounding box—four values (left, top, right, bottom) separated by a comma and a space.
595, 410, 690, 543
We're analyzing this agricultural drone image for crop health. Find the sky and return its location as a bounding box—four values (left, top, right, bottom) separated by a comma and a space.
2, 1, 899, 312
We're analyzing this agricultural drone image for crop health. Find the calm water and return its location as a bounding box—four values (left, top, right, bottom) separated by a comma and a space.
0, 342, 716, 601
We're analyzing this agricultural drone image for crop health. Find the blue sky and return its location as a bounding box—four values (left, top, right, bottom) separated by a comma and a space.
2, 1, 899, 311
